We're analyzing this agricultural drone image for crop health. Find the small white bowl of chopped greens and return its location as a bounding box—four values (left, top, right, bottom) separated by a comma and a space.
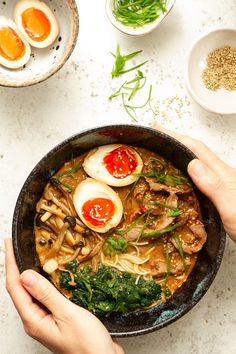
106, 0, 176, 36
186, 28, 236, 115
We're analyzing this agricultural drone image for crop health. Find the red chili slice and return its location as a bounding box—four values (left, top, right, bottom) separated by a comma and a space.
82, 198, 115, 227
103, 146, 138, 179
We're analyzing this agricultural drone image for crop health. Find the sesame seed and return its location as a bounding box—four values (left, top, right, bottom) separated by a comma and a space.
202, 46, 236, 91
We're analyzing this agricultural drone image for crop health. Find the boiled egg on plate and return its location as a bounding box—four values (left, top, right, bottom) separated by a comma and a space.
83, 144, 143, 187
0, 16, 31, 69
73, 178, 123, 233
14, 0, 59, 48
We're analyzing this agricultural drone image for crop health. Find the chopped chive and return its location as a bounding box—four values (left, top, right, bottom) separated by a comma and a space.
114, 210, 150, 236
148, 201, 182, 218
167, 209, 182, 218
55, 179, 74, 192
113, 0, 167, 29
122, 93, 138, 122
118, 60, 148, 76
125, 84, 153, 109
58, 162, 81, 179
133, 170, 191, 188
124, 176, 141, 201
172, 234, 188, 273
141, 222, 182, 239
135, 210, 152, 243
111, 44, 146, 78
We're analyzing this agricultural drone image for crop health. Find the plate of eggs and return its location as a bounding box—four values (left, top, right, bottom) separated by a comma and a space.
0, 0, 79, 87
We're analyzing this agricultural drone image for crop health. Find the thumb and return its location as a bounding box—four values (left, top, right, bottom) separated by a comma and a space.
187, 159, 231, 219
20, 270, 68, 316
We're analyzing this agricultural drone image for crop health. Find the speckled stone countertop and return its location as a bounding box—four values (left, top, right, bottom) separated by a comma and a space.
0, 0, 236, 353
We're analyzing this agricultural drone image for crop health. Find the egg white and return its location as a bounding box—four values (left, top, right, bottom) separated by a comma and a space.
73, 178, 123, 233
14, 0, 59, 48
83, 144, 143, 187
0, 16, 31, 69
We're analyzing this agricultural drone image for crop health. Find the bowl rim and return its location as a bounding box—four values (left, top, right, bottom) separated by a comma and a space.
185, 27, 236, 115
105, 0, 176, 36
0, 0, 79, 88
12, 124, 226, 337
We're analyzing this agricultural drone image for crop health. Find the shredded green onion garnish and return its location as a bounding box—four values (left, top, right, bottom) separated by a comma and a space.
124, 176, 141, 201
141, 221, 181, 239
135, 210, 152, 243
114, 210, 150, 235
133, 170, 191, 188
172, 234, 188, 273
148, 201, 182, 218
58, 162, 81, 179
111, 44, 147, 78
113, 0, 167, 28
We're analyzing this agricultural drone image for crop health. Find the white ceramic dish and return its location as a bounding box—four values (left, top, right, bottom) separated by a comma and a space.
186, 28, 236, 115
106, 0, 176, 36
0, 0, 79, 87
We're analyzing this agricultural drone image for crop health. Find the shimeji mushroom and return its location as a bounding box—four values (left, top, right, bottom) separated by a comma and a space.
50, 178, 77, 217
43, 259, 59, 274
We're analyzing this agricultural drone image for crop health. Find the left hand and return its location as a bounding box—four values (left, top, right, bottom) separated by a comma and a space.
5, 239, 124, 354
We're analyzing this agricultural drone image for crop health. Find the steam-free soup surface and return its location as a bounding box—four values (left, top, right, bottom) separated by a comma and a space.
34, 146, 207, 315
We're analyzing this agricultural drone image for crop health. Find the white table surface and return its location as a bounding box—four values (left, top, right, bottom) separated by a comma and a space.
0, 0, 236, 353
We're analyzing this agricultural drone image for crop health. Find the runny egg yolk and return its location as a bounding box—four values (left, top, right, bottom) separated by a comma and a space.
82, 198, 115, 227
0, 26, 25, 61
22, 8, 51, 42
103, 146, 138, 179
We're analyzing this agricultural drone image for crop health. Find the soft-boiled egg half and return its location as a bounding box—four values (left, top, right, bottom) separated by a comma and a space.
83, 144, 143, 187
14, 0, 59, 48
73, 178, 123, 233
0, 16, 31, 69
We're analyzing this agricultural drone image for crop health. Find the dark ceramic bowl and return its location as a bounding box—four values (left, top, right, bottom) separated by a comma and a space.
12, 125, 226, 337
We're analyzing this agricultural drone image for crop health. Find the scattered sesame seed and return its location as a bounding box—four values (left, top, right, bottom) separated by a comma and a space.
202, 46, 236, 91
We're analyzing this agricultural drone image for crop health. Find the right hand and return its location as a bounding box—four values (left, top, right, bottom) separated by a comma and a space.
154, 124, 236, 242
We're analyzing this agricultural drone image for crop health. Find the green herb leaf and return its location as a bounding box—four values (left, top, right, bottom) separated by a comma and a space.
122, 93, 138, 122
168, 209, 182, 218
113, 0, 167, 29
119, 60, 148, 76
121, 84, 154, 122
126, 84, 153, 109
134, 170, 192, 188
60, 264, 162, 315
111, 44, 146, 78
148, 201, 182, 218
135, 210, 152, 243
114, 210, 150, 236
124, 176, 141, 201
149, 201, 181, 212
58, 162, 81, 179
104, 237, 129, 256
172, 234, 188, 273
141, 221, 182, 239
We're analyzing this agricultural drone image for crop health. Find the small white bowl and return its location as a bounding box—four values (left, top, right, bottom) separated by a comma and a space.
186, 28, 236, 115
106, 0, 176, 36
0, 0, 79, 87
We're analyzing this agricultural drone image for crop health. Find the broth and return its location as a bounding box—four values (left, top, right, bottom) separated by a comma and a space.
34, 145, 206, 315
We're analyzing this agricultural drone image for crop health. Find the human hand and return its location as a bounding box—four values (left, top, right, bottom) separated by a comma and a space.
5, 239, 124, 354
154, 124, 236, 242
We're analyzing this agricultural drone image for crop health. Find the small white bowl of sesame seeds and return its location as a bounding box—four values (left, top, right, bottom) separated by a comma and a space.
186, 28, 236, 115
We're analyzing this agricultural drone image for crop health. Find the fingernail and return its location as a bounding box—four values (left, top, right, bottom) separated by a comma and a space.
21, 271, 37, 287
189, 159, 206, 177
